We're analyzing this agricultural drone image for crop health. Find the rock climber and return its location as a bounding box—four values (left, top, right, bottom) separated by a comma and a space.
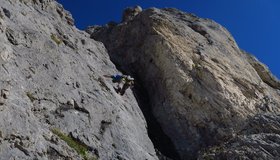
103, 74, 125, 93
119, 75, 134, 96
104, 74, 134, 95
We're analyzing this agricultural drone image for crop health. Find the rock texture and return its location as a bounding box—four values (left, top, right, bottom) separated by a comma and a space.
91, 7, 280, 159
0, 0, 158, 160
1, 0, 280, 159
198, 114, 280, 160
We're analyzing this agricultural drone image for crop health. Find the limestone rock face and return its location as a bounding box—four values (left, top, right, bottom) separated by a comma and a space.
0, 0, 157, 159
198, 114, 280, 159
91, 8, 280, 159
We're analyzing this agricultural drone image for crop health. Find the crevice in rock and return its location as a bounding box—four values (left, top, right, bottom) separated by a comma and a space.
133, 77, 180, 159
94, 31, 181, 159
47, 147, 65, 160
121, 70, 181, 160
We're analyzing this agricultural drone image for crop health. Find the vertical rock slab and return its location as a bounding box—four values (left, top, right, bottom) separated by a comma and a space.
91, 7, 280, 159
0, 0, 157, 159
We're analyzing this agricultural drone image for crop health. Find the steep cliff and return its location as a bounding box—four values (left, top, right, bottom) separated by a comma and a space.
0, 1, 157, 160
91, 7, 280, 159
1, 1, 280, 159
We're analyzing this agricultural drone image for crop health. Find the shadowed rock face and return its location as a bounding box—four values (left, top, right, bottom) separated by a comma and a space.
91, 7, 280, 159
0, 0, 158, 159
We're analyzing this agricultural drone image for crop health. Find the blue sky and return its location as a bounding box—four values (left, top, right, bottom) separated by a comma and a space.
58, 0, 280, 79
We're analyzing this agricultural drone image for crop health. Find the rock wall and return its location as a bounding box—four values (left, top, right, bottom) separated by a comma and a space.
0, 0, 157, 159
1, 0, 280, 159
91, 7, 280, 159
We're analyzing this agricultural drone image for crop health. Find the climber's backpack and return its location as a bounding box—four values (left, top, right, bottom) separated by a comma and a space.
111, 74, 123, 83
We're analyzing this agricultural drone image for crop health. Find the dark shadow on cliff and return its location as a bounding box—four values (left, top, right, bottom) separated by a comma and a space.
132, 81, 181, 160
116, 66, 181, 160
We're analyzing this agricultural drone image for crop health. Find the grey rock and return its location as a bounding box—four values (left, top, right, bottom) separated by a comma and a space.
85, 25, 102, 35
0, 89, 9, 99
91, 7, 280, 159
122, 6, 143, 22
243, 51, 280, 89
0, 43, 13, 65
0, 1, 157, 160
198, 114, 280, 159
2, 8, 11, 18
198, 133, 280, 160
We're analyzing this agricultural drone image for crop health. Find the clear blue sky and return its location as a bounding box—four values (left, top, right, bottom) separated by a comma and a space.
58, 0, 280, 79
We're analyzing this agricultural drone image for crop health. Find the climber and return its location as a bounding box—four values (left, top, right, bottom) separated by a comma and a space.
119, 75, 134, 96
103, 74, 125, 93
